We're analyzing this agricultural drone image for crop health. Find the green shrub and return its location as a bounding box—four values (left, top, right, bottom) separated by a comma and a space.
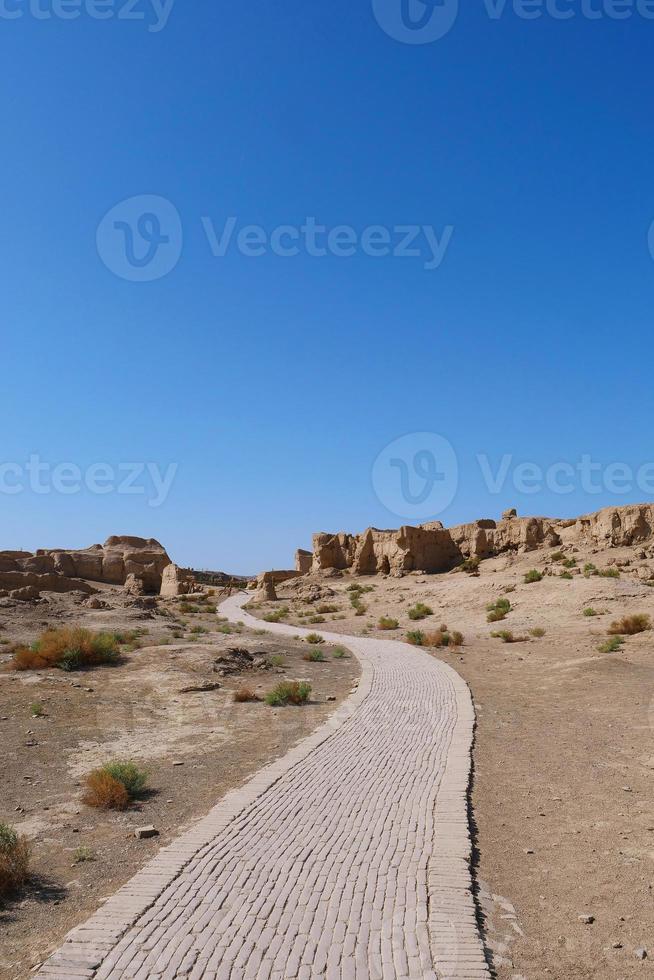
406, 630, 425, 646
332, 647, 348, 659
408, 603, 433, 621
487, 598, 511, 622
378, 617, 399, 631
303, 649, 326, 662
562, 557, 577, 569
491, 630, 516, 643
560, 571, 574, 580
265, 681, 312, 706
263, 606, 289, 623
550, 552, 565, 562
524, 570, 543, 584
30, 702, 45, 717
583, 608, 597, 617
101, 761, 148, 797
307, 615, 325, 624
598, 567, 620, 579
267, 654, 285, 667
599, 635, 624, 653
530, 627, 546, 638
73, 846, 96, 864
584, 563, 598, 577
305, 633, 325, 645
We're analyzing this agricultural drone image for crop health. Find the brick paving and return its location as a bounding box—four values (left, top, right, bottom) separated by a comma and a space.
35, 594, 490, 979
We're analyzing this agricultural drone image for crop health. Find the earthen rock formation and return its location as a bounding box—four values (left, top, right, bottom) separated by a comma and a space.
160, 563, 196, 598
305, 503, 654, 577
0, 536, 172, 597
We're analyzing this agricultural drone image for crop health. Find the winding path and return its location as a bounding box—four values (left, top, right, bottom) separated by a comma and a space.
36, 594, 490, 980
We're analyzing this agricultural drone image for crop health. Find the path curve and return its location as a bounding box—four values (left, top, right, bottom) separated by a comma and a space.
36, 594, 490, 980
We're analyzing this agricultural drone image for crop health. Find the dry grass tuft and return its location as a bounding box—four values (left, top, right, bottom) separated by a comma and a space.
608, 614, 651, 636
7, 627, 120, 672
0, 824, 30, 897
82, 770, 130, 810
233, 686, 260, 703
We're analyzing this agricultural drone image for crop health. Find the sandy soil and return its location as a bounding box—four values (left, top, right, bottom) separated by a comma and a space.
0, 589, 359, 980
269, 547, 654, 979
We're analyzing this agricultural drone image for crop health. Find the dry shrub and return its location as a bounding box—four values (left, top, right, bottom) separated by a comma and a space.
265, 681, 311, 706
424, 631, 448, 648
8, 627, 120, 672
233, 687, 259, 703
0, 824, 30, 897
378, 617, 399, 631
82, 770, 130, 810
608, 614, 651, 636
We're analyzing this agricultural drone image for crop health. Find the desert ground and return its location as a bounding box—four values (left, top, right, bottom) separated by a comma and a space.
255, 544, 654, 979
0, 588, 359, 980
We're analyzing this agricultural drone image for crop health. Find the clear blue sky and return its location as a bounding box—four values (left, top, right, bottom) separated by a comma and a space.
2, 1, 654, 573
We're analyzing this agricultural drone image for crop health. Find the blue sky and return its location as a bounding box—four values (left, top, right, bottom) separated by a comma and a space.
2, 0, 654, 573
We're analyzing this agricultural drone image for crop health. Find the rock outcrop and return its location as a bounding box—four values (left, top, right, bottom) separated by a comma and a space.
256, 572, 278, 601
0, 536, 172, 596
295, 549, 313, 574
160, 563, 196, 598
306, 503, 654, 576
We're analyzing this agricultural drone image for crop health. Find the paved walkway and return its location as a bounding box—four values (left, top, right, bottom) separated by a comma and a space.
36, 594, 490, 980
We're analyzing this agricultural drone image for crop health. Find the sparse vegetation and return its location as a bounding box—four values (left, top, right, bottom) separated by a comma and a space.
305, 633, 325, 645
524, 569, 543, 584
563, 558, 577, 569
263, 606, 290, 623
560, 571, 574, 580
267, 654, 286, 667
378, 616, 399, 631
407, 603, 433, 621
530, 627, 546, 638
307, 615, 325, 624
599, 635, 624, 654
332, 646, 348, 659
608, 614, 651, 636
265, 681, 312, 707
73, 846, 96, 864
487, 598, 511, 623
583, 607, 597, 617
491, 630, 519, 643
303, 649, 326, 662
550, 551, 565, 562
598, 567, 620, 579
8, 627, 121, 672
0, 823, 30, 897
406, 630, 425, 646
316, 603, 339, 614
83, 760, 147, 810
233, 686, 260, 703
30, 702, 45, 717
457, 556, 481, 575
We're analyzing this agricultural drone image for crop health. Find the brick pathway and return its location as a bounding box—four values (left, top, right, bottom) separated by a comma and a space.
36, 594, 490, 980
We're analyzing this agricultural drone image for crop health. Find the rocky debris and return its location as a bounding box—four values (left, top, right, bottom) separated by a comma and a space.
160, 563, 196, 598
578, 914, 595, 925
282, 581, 336, 604
84, 596, 107, 609
178, 681, 221, 694
124, 573, 145, 596
212, 647, 273, 677
304, 503, 654, 577
635, 948, 648, 960
134, 826, 159, 840
10, 586, 42, 602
